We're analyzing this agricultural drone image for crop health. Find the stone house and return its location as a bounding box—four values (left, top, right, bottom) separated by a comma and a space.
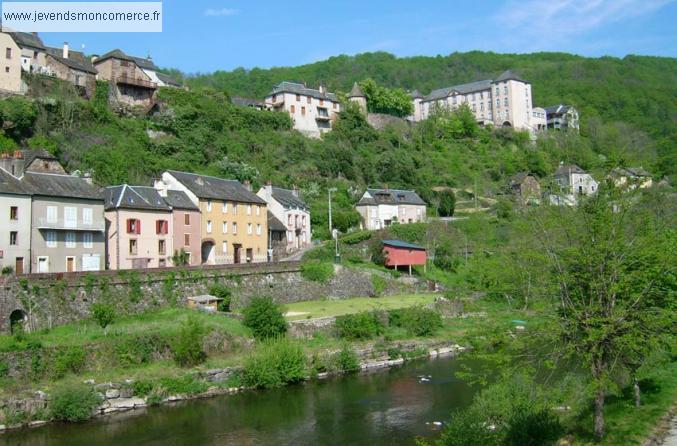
265, 82, 340, 138
544, 105, 579, 132
159, 189, 202, 267
154, 171, 268, 265
45, 44, 98, 97
609, 167, 652, 190
0, 32, 23, 94
93, 49, 158, 109
7, 32, 47, 75
549, 164, 598, 206
509, 172, 541, 204
257, 183, 311, 253
0, 166, 32, 274
356, 188, 427, 231
104, 185, 174, 270
347, 82, 367, 114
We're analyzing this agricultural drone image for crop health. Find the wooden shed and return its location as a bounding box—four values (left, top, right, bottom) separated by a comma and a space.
383, 240, 427, 275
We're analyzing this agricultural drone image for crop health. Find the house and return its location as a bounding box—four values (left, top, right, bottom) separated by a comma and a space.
0, 32, 24, 94
44, 43, 98, 97
609, 167, 652, 190
544, 105, 579, 131
410, 70, 543, 133
266, 211, 287, 262
93, 49, 158, 109
231, 96, 266, 111
356, 188, 427, 230
347, 82, 367, 114
104, 185, 173, 270
265, 82, 340, 138
159, 189, 201, 266
549, 164, 598, 206
7, 32, 47, 75
0, 164, 32, 274
154, 171, 268, 265
509, 172, 541, 204
382, 240, 427, 275
531, 107, 548, 131
257, 183, 311, 253
14, 151, 106, 273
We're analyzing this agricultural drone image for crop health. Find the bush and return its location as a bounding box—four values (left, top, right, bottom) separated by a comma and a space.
91, 302, 116, 330
243, 339, 307, 389
209, 282, 232, 312
437, 189, 456, 217
159, 374, 209, 395
49, 384, 102, 422
329, 345, 360, 374
431, 408, 501, 446
504, 405, 563, 446
371, 274, 387, 296
1, 266, 13, 275
53, 346, 87, 378
300, 261, 334, 283
389, 306, 442, 337
114, 334, 170, 367
341, 230, 373, 245
0, 361, 8, 378
242, 297, 287, 340
171, 316, 207, 367
335, 311, 385, 340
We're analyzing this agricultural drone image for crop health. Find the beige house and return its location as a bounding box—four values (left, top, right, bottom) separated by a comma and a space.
265, 82, 340, 138
0, 167, 32, 274
257, 184, 311, 254
104, 185, 173, 270
356, 188, 427, 230
0, 32, 23, 94
609, 167, 653, 190
7, 32, 47, 75
154, 171, 268, 265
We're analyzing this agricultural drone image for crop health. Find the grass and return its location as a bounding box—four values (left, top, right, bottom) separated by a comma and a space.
282, 294, 438, 320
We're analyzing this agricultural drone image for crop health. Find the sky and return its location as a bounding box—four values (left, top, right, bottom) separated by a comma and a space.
32, 0, 677, 74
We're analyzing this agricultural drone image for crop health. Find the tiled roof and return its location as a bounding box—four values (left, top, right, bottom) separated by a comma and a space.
494, 70, 526, 83
20, 149, 56, 169
271, 187, 308, 210
509, 172, 534, 186
156, 72, 181, 87
167, 170, 266, 204
22, 172, 102, 200
9, 32, 45, 50
410, 89, 424, 99
554, 164, 587, 177
610, 167, 651, 178
348, 82, 365, 98
383, 239, 425, 250
163, 190, 199, 210
0, 168, 30, 195
95, 49, 157, 71
268, 82, 338, 102
544, 104, 572, 115
267, 211, 286, 232
231, 96, 265, 107
425, 79, 492, 101
105, 185, 171, 211
357, 188, 426, 206
45, 47, 97, 74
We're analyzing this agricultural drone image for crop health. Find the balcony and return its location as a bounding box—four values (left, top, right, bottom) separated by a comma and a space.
114, 74, 157, 90
37, 218, 105, 232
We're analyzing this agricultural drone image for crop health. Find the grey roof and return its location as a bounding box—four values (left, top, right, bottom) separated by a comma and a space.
45, 47, 97, 74
268, 81, 338, 102
157, 72, 182, 87
554, 164, 587, 177
0, 168, 30, 196
95, 49, 158, 70
425, 79, 492, 101
544, 104, 573, 115
357, 188, 426, 206
611, 167, 651, 178
163, 190, 199, 210
383, 240, 425, 250
105, 185, 171, 211
509, 172, 535, 186
271, 187, 308, 211
167, 170, 266, 204
348, 82, 365, 98
231, 96, 265, 107
267, 211, 287, 232
22, 172, 102, 200
410, 89, 424, 99
494, 70, 526, 83
20, 149, 56, 169
9, 32, 45, 50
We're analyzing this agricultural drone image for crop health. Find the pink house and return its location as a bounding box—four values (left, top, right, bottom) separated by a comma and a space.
161, 190, 201, 266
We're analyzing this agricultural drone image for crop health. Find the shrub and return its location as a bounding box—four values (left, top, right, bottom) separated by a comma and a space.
390, 306, 442, 337
329, 345, 360, 374
1, 266, 13, 275
335, 311, 385, 340
53, 346, 87, 378
300, 261, 334, 283
431, 408, 501, 446
504, 405, 563, 446
49, 384, 102, 422
371, 274, 387, 296
242, 297, 287, 340
0, 360, 8, 378
131, 379, 155, 396
437, 189, 456, 217
209, 282, 232, 312
91, 302, 116, 330
114, 334, 170, 367
243, 339, 307, 389
159, 375, 209, 395
171, 316, 207, 367
341, 230, 372, 245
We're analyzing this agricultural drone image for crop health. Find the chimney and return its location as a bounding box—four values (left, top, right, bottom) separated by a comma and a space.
292, 185, 299, 198
91, 55, 99, 63
319, 83, 326, 94
243, 180, 252, 191
83, 172, 93, 185
63, 42, 69, 59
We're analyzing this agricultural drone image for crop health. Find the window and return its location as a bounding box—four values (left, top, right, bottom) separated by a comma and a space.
83, 232, 93, 248
5, 48, 11, 59
504, 86, 508, 95
480, 102, 484, 111
184, 213, 190, 225
9, 231, 18, 245
290, 105, 296, 113
452, 96, 457, 105
129, 239, 138, 255
495, 87, 500, 96
247, 204, 252, 215
307, 96, 311, 104
158, 239, 166, 255
5, 67, 9, 73
64, 207, 77, 228
496, 98, 500, 108
47, 206, 57, 223
206, 220, 212, 234
472, 104, 476, 112
333, 102, 337, 109
271, 94, 277, 102
206, 200, 212, 212
301, 106, 306, 116
126, 219, 141, 234
222, 241, 228, 254
287, 231, 293, 242
232, 204, 237, 215
296, 94, 301, 101
222, 202, 228, 213
222, 221, 228, 234
82, 208, 93, 225
156, 220, 168, 235
247, 223, 253, 235
288, 215, 292, 225
320, 99, 324, 106
232, 222, 237, 234
10, 206, 18, 220
504, 97, 509, 106
256, 205, 260, 216
256, 224, 262, 235
184, 233, 190, 247
46, 230, 57, 248
65, 232, 76, 248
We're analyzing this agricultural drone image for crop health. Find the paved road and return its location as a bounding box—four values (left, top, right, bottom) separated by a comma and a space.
663, 416, 677, 446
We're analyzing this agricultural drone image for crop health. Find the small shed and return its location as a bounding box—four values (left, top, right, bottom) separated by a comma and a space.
383, 240, 427, 275
187, 295, 223, 313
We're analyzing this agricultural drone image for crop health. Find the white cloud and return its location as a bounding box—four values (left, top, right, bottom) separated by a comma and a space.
204, 8, 239, 17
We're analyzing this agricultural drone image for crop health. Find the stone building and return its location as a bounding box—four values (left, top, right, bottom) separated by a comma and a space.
257, 183, 311, 253
45, 44, 98, 97
93, 49, 158, 109
548, 164, 598, 206
347, 82, 367, 114
509, 172, 541, 205
265, 82, 340, 138
609, 167, 652, 190
356, 188, 427, 230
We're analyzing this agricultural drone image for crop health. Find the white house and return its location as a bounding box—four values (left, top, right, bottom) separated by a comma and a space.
356, 188, 427, 230
549, 164, 598, 206
0, 167, 32, 274
257, 183, 311, 253
265, 82, 340, 138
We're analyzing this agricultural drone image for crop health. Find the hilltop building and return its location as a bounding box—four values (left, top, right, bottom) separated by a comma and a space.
544, 105, 579, 131
548, 164, 598, 206
265, 82, 340, 138
356, 188, 427, 230
257, 183, 311, 254
347, 82, 367, 114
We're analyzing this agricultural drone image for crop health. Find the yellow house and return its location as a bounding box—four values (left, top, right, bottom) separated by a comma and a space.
154, 171, 268, 264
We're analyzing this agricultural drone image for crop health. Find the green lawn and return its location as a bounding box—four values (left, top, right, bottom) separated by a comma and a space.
282, 294, 438, 320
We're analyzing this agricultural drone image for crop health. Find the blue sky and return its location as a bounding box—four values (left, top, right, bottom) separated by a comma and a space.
35, 0, 677, 73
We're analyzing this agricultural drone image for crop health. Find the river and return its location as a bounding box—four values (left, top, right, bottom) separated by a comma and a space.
2, 356, 478, 446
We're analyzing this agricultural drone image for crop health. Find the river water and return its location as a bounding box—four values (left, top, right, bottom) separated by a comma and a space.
2, 356, 478, 446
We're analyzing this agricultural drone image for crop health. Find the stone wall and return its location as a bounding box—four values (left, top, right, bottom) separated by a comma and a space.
0, 262, 423, 333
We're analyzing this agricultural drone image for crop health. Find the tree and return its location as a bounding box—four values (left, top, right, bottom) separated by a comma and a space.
436, 189, 456, 217
536, 187, 675, 440
242, 296, 288, 340
171, 249, 190, 266
358, 78, 413, 117
91, 302, 116, 332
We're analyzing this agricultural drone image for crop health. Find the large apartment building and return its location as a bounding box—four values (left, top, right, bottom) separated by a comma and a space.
265, 82, 340, 138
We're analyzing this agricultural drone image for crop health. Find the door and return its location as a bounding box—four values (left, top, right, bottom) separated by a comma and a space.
233, 244, 242, 264
37, 256, 49, 273
15, 257, 23, 275
246, 248, 253, 263
66, 257, 75, 273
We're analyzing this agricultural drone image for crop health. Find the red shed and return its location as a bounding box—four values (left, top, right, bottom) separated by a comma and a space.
383, 239, 427, 275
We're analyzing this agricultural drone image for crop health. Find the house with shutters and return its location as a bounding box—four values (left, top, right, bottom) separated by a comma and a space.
104, 185, 173, 270
154, 171, 268, 265
0, 165, 32, 274
158, 189, 201, 266
356, 188, 427, 230
257, 183, 311, 254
